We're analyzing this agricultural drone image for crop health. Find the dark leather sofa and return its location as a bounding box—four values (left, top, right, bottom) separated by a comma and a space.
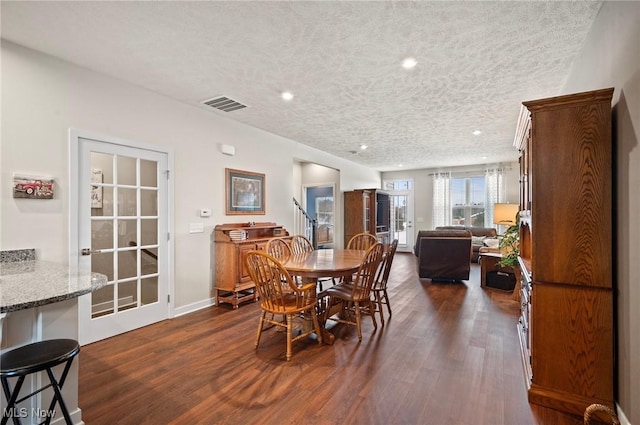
435, 226, 497, 262
414, 229, 472, 281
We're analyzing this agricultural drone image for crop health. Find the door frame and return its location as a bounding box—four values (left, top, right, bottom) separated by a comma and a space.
68, 128, 175, 335
302, 183, 336, 248
389, 190, 414, 252
383, 180, 415, 253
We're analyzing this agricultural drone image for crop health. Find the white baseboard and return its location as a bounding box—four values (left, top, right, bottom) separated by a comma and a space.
51, 407, 83, 425
617, 403, 631, 425
172, 297, 215, 318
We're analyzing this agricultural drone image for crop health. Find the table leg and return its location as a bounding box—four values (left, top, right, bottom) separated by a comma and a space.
319, 328, 335, 345
313, 293, 341, 345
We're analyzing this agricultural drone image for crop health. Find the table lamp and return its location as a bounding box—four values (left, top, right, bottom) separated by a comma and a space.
493, 203, 519, 233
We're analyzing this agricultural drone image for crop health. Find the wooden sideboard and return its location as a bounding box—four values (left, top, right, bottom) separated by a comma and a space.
213, 222, 290, 308
514, 88, 614, 417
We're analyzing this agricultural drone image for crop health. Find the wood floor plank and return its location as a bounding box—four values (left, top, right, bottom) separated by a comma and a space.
79, 252, 590, 424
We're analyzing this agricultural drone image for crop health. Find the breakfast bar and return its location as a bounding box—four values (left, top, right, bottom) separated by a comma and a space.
0, 260, 107, 315
1, 249, 107, 425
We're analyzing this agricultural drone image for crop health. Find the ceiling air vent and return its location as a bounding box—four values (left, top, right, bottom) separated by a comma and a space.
201, 96, 247, 112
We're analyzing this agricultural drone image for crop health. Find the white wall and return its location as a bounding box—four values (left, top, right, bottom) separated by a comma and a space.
293, 161, 302, 203
561, 2, 640, 423
0, 40, 380, 312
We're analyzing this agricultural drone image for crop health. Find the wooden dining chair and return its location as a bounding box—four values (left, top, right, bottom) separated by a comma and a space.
342, 232, 379, 285
290, 234, 336, 290
266, 237, 292, 261
290, 235, 314, 254
265, 238, 295, 324
322, 242, 384, 341
244, 250, 323, 361
371, 239, 398, 326
347, 232, 378, 251
286, 235, 312, 284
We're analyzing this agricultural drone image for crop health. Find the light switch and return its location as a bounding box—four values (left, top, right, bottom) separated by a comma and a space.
200, 208, 212, 217
189, 223, 205, 233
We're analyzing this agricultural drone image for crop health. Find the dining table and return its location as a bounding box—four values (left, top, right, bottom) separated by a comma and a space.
280, 248, 366, 345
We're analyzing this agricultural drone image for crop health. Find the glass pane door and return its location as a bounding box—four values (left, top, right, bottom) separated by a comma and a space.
90, 153, 160, 318
77, 135, 169, 345
384, 180, 414, 252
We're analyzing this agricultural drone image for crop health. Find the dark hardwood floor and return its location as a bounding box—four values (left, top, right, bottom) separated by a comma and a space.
79, 252, 588, 425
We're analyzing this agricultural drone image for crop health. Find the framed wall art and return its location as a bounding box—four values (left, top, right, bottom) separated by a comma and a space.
225, 168, 265, 215
12, 175, 54, 199
91, 168, 103, 208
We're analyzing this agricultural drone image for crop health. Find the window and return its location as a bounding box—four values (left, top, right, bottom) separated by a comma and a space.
451, 176, 485, 227
384, 180, 413, 190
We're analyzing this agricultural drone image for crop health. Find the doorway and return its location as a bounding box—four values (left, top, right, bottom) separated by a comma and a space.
70, 130, 172, 345
304, 185, 335, 249
384, 180, 414, 252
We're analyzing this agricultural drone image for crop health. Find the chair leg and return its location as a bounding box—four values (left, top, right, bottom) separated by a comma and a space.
375, 291, 385, 326
383, 289, 392, 316
368, 299, 378, 330
354, 301, 362, 341
45, 364, 73, 425
1, 375, 25, 425
310, 308, 323, 345
344, 300, 354, 321
323, 296, 333, 323
325, 296, 344, 322
255, 310, 267, 348
286, 314, 293, 361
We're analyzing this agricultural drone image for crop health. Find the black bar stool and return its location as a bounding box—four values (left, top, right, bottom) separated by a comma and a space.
1, 339, 80, 425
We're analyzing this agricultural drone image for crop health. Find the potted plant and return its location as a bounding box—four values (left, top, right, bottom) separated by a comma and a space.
499, 213, 521, 301
499, 222, 519, 268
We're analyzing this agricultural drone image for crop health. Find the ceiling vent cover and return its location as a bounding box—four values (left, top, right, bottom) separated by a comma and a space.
201, 96, 247, 112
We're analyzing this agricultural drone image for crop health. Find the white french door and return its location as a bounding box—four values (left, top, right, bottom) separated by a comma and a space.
70, 130, 171, 345
389, 191, 414, 252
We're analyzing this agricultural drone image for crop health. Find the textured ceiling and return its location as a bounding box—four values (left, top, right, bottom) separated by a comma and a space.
1, 1, 603, 171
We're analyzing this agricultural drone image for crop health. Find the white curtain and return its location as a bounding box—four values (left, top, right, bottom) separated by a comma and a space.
432, 172, 451, 228
485, 167, 506, 227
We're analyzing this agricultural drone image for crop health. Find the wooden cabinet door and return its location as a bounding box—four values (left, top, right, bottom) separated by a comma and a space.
238, 244, 257, 282
363, 191, 371, 232
520, 87, 614, 416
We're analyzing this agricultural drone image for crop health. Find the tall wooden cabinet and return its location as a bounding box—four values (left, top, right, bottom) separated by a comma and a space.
514, 88, 614, 416
343, 189, 390, 247
214, 222, 289, 308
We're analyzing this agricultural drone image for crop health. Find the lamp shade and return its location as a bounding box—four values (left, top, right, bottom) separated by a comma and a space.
493, 203, 519, 226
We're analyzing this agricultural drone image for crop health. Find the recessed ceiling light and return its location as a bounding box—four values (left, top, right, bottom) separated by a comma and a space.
402, 57, 417, 69
281, 91, 294, 101
360, 144, 368, 150
398, 164, 404, 167
472, 130, 482, 136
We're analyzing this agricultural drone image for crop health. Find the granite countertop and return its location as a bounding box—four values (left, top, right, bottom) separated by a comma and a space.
0, 260, 108, 313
